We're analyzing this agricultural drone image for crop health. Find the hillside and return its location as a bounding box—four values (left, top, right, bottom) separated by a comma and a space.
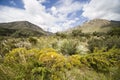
0, 21, 51, 37
67, 19, 120, 33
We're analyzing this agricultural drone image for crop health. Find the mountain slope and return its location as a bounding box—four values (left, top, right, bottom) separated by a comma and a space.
0, 21, 51, 37
67, 19, 120, 33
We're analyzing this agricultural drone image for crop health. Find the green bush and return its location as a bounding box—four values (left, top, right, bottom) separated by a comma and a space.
55, 32, 67, 38
28, 37, 38, 45
88, 36, 120, 52
111, 66, 120, 80
107, 28, 120, 36
72, 29, 83, 37
60, 40, 78, 55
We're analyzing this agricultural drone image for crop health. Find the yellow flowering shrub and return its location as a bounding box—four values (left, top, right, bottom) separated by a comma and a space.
39, 48, 67, 80
39, 48, 56, 54
4, 48, 41, 67
68, 55, 81, 67
5, 48, 27, 64
39, 48, 66, 70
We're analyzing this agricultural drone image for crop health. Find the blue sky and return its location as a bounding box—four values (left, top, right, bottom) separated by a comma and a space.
0, 0, 24, 8
0, 0, 120, 32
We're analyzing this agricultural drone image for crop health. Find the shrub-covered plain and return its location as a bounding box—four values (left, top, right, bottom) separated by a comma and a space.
0, 31, 120, 80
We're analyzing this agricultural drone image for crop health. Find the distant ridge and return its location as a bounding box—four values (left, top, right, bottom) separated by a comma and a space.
67, 19, 120, 33
0, 21, 52, 37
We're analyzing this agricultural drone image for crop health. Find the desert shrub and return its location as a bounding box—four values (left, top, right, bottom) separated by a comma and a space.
64, 68, 109, 80
0, 36, 6, 41
67, 55, 81, 67
28, 37, 38, 45
38, 48, 56, 55
3, 48, 69, 80
83, 33, 91, 39
107, 27, 120, 36
39, 49, 66, 80
3, 48, 45, 80
0, 40, 16, 57
4, 48, 39, 67
2, 48, 50, 80
80, 48, 120, 72
0, 64, 16, 80
55, 32, 67, 38
32, 67, 51, 80
88, 36, 120, 52
87, 38, 107, 52
105, 36, 120, 49
92, 31, 106, 37
111, 66, 120, 80
60, 40, 78, 55
72, 29, 84, 37
0, 38, 31, 57
51, 41, 59, 50
39, 49, 65, 67
15, 41, 31, 49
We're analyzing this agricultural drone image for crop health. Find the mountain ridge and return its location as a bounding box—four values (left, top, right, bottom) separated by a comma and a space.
0, 19, 120, 37
0, 21, 52, 37
66, 19, 120, 33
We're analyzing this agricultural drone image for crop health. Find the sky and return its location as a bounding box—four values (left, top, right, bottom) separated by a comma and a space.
0, 0, 120, 32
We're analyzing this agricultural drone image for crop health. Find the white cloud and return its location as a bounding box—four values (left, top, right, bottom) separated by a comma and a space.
82, 0, 120, 20
0, 0, 84, 32
37, 0, 47, 3
0, 6, 28, 22
22, 0, 45, 14
51, 0, 83, 19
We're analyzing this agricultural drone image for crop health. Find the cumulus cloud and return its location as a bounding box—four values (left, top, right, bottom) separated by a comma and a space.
0, 0, 84, 32
82, 0, 120, 20
50, 0, 83, 20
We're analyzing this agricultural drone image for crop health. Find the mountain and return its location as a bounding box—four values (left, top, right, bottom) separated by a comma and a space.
0, 21, 51, 37
68, 19, 120, 33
